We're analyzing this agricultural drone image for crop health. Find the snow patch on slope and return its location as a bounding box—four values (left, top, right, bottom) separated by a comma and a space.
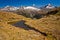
23, 6, 41, 11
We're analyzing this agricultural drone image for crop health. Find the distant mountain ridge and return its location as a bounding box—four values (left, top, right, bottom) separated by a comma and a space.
0, 4, 56, 11
0, 4, 58, 19
0, 5, 19, 11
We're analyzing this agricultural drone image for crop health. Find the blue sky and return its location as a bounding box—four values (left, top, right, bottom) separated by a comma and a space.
0, 0, 60, 7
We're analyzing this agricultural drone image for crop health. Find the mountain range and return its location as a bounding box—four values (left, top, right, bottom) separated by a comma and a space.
0, 4, 56, 11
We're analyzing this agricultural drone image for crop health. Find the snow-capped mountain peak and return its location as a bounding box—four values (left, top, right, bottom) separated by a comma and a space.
5, 5, 10, 8
1, 5, 19, 11
46, 3, 55, 9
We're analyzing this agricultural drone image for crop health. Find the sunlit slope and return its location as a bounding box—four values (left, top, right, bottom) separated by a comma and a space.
0, 11, 46, 40
26, 12, 60, 40
0, 22, 46, 40
26, 15, 60, 33
0, 11, 27, 22
0, 10, 60, 40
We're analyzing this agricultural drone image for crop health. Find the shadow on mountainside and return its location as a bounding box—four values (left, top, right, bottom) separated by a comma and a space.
15, 8, 59, 19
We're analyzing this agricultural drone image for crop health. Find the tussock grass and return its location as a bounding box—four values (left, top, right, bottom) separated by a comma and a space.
0, 10, 60, 40
0, 11, 46, 40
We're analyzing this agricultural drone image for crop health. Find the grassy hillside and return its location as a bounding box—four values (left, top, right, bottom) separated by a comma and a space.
0, 11, 26, 22
0, 9, 60, 40
0, 22, 47, 40
25, 11, 60, 40
0, 11, 46, 40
